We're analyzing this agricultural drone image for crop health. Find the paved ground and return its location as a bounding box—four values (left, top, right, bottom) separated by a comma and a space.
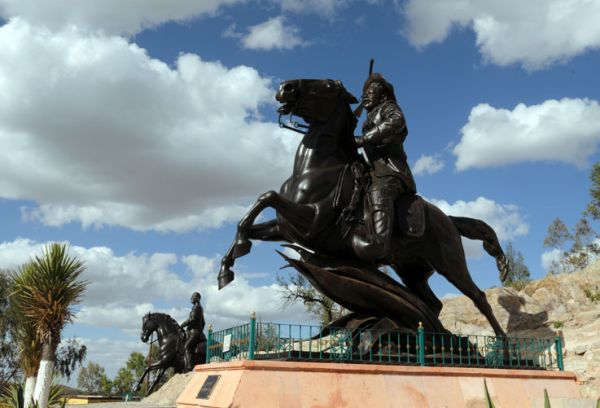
66, 402, 174, 408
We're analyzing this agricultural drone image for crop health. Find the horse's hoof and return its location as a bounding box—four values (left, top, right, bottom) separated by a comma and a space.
232, 238, 252, 258
497, 255, 509, 282
218, 266, 234, 290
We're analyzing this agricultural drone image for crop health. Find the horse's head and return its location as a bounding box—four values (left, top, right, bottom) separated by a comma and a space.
276, 79, 358, 125
141, 313, 157, 343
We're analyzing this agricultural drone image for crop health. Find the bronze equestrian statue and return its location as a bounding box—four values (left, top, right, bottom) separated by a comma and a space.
217, 77, 508, 338
135, 295, 206, 395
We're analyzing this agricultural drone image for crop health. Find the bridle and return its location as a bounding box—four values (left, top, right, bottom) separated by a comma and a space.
278, 109, 309, 135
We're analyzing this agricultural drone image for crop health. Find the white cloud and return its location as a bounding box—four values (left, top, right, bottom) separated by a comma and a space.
401, 0, 600, 69
430, 196, 529, 258
0, 238, 314, 334
0, 19, 297, 232
275, 0, 346, 17
71, 337, 147, 381
413, 154, 445, 176
541, 248, 562, 273
453, 98, 600, 171
242, 16, 307, 50
222, 22, 242, 39
0, 0, 242, 35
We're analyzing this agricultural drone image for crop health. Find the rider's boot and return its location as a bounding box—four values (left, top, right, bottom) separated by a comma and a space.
184, 351, 192, 372
364, 203, 394, 260
354, 187, 395, 261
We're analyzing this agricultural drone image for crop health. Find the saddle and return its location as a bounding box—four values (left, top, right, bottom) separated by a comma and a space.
336, 161, 425, 238
395, 193, 425, 238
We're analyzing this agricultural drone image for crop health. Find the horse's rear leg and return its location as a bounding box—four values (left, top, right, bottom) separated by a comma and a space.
432, 249, 506, 338
393, 264, 442, 316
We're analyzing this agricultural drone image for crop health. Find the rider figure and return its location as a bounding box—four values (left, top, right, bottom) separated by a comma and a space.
180, 291, 205, 372
354, 73, 417, 261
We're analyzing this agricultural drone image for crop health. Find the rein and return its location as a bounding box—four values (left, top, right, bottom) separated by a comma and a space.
145, 313, 185, 342
278, 112, 309, 134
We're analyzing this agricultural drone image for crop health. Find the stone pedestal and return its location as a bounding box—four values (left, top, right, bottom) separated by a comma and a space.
177, 360, 587, 408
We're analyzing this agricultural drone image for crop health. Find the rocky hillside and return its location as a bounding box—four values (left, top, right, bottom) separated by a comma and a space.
439, 260, 600, 399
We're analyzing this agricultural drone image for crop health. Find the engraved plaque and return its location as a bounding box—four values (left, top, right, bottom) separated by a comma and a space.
223, 334, 232, 352
197, 375, 220, 399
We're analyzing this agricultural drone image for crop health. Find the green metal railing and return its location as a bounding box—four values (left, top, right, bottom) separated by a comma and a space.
206, 314, 564, 371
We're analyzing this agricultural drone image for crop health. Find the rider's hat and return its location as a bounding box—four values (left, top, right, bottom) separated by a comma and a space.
362, 73, 396, 102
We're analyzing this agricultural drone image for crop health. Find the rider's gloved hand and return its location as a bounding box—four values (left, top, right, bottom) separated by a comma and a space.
354, 136, 366, 147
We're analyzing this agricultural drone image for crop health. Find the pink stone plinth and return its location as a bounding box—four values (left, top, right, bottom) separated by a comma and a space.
176, 360, 582, 408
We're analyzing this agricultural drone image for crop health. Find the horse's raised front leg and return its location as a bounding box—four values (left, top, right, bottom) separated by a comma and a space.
146, 367, 166, 396
134, 345, 172, 393
134, 367, 150, 393
219, 190, 315, 289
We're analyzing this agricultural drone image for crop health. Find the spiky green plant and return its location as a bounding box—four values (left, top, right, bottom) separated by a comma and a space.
11, 243, 87, 408
0, 384, 24, 408
544, 389, 551, 408
9, 263, 43, 376
0, 382, 64, 408
483, 379, 495, 408
8, 263, 42, 408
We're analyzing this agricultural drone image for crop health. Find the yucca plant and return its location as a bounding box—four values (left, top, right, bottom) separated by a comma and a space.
483, 379, 495, 408
11, 243, 87, 408
0, 381, 66, 408
0, 384, 24, 408
9, 263, 43, 408
543, 389, 551, 407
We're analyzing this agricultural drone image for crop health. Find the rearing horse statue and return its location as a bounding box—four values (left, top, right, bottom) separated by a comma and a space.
218, 79, 508, 338
136, 312, 206, 395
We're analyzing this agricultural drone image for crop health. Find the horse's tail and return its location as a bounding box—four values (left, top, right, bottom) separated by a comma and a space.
449, 216, 509, 282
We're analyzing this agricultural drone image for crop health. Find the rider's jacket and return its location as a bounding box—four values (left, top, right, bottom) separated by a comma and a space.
181, 304, 205, 332
361, 100, 416, 193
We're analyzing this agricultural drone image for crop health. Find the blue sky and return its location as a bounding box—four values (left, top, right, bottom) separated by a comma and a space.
1, 0, 599, 380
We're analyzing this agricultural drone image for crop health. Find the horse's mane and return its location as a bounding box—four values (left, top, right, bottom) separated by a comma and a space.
145, 312, 182, 332
329, 90, 362, 162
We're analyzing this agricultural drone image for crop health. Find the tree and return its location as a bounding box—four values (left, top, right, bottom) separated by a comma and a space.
55, 338, 87, 382
565, 217, 599, 271
8, 263, 43, 408
12, 243, 88, 408
501, 242, 531, 290
585, 162, 600, 220
112, 367, 134, 396
77, 362, 109, 395
543, 217, 573, 274
111, 351, 150, 396
277, 272, 345, 326
0, 269, 18, 385
126, 352, 146, 382
9, 263, 87, 407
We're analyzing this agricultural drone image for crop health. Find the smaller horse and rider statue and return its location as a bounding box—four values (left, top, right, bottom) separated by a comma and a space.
217, 61, 510, 353
135, 292, 207, 395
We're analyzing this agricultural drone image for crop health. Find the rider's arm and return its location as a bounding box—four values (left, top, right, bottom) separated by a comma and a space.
198, 306, 205, 331
356, 102, 407, 147
181, 305, 201, 329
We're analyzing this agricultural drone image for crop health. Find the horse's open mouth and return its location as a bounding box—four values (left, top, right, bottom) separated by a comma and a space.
277, 101, 295, 115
